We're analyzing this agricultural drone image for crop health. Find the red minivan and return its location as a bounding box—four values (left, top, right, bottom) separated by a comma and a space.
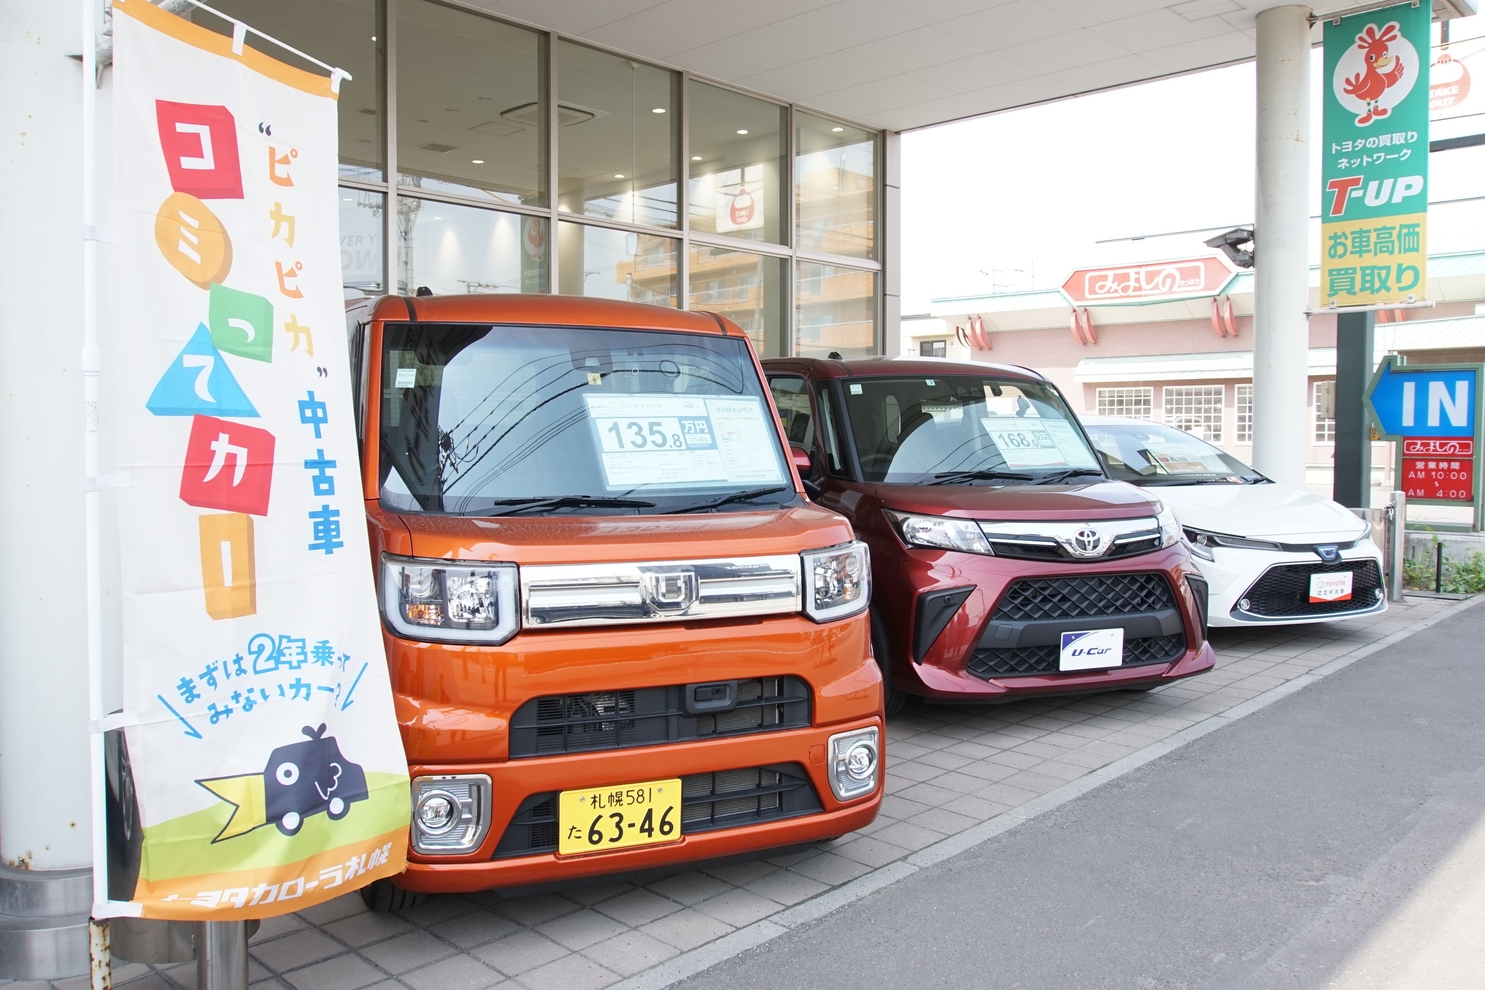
763, 357, 1215, 713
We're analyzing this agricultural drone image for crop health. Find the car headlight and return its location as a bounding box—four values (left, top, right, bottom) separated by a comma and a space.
801, 541, 870, 622
382, 556, 519, 644
1181, 527, 1283, 554
1155, 504, 1181, 549
827, 727, 879, 801
410, 775, 491, 854
884, 510, 992, 555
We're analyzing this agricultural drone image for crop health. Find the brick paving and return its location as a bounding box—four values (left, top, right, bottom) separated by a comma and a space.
6, 596, 1459, 990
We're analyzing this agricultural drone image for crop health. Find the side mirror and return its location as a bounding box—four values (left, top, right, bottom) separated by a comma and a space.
789, 445, 813, 474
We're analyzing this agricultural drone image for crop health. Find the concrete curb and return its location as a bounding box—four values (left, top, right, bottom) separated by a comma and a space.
608, 595, 1485, 990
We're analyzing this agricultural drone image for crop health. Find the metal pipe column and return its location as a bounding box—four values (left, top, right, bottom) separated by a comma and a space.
197, 923, 248, 990
1252, 5, 1313, 489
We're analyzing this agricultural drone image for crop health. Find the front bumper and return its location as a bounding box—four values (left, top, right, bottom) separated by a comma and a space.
875, 543, 1215, 702
398, 718, 882, 892
1199, 541, 1387, 626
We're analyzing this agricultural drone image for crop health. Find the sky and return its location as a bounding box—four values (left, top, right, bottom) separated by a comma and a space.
899, 15, 1485, 313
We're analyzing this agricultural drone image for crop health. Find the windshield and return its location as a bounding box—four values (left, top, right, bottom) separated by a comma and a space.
840, 376, 1103, 484
378, 322, 795, 515
1084, 421, 1266, 485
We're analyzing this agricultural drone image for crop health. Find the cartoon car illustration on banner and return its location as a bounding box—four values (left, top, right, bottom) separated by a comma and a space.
198, 723, 369, 840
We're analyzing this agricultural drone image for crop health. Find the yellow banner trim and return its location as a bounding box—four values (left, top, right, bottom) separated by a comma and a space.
114, 0, 339, 101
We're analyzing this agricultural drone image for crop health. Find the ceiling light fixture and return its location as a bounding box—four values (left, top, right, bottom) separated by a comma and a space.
736, 129, 748, 135
691, 155, 703, 161
471, 159, 484, 164
652, 107, 666, 113
832, 126, 844, 132
614, 173, 625, 179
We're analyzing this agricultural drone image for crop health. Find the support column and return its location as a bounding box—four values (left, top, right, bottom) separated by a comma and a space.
1333, 310, 1375, 507
882, 130, 901, 357
1252, 5, 1313, 489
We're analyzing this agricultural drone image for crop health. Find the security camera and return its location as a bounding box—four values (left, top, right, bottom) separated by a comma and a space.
1205, 228, 1254, 269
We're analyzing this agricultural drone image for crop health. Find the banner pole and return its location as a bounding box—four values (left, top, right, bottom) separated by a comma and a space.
81, 0, 113, 982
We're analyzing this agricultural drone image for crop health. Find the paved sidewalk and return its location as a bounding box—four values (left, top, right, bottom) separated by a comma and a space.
7, 596, 1457, 990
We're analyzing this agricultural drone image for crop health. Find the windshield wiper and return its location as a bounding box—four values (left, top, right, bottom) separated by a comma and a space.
929, 470, 1035, 485
484, 495, 656, 516
670, 486, 791, 514
1138, 477, 1243, 486
1035, 468, 1105, 485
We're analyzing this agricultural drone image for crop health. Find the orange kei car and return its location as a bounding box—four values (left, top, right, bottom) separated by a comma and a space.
352, 294, 882, 907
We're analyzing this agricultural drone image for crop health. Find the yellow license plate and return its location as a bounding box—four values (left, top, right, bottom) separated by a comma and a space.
557, 777, 683, 856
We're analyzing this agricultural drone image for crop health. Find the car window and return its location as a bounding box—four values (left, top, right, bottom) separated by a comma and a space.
815, 382, 847, 476
768, 376, 816, 453
841, 376, 1100, 484
1084, 422, 1263, 485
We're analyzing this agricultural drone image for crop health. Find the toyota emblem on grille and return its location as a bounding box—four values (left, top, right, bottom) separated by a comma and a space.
1069, 526, 1106, 558
1316, 545, 1340, 562
641, 569, 700, 613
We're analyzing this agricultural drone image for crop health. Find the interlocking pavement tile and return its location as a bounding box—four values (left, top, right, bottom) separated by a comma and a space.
741, 867, 829, 905
940, 794, 1011, 820
830, 834, 916, 869
490, 893, 582, 928
879, 794, 931, 820
558, 881, 635, 907
158, 962, 198, 990
399, 952, 507, 990
250, 930, 346, 973
869, 820, 950, 852
393, 896, 482, 927
643, 870, 733, 905
252, 914, 308, 943
692, 887, 786, 927
320, 909, 416, 948
106, 973, 173, 990
279, 952, 383, 990
885, 760, 950, 783
470, 931, 569, 977
356, 930, 456, 975
699, 858, 778, 887
429, 909, 521, 949
590, 886, 683, 927
110, 963, 155, 986
295, 894, 368, 926
894, 780, 969, 807
581, 930, 681, 977
906, 807, 979, 835
638, 908, 735, 951
786, 850, 874, 885
510, 953, 618, 990
535, 908, 629, 951
984, 749, 1044, 770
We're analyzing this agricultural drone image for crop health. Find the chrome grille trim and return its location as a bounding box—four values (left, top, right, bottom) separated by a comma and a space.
976, 517, 1160, 558
521, 555, 802, 628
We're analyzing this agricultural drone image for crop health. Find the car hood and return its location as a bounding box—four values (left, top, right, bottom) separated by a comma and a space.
875, 480, 1160, 521
1154, 482, 1367, 541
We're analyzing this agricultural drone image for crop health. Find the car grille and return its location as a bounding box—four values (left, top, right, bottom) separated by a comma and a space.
992, 573, 1177, 622
508, 677, 810, 758
1237, 559, 1384, 618
968, 633, 1186, 678
986, 537, 1162, 562
491, 763, 821, 859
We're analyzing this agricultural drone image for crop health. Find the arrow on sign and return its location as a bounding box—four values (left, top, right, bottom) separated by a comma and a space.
1366, 358, 1478, 439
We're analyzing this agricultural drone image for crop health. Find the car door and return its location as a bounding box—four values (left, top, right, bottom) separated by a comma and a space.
767, 372, 854, 518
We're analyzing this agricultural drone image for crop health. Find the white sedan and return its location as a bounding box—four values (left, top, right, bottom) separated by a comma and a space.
1081, 417, 1386, 627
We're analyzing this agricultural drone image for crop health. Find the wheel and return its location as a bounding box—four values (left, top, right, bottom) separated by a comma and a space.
871, 608, 907, 718
326, 797, 348, 820
276, 811, 302, 836
360, 878, 423, 913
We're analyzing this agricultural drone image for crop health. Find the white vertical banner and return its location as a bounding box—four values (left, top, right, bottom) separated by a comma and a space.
105, 0, 408, 919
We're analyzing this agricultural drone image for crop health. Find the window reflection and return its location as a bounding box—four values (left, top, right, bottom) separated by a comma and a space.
396, 0, 546, 206
188, 0, 383, 181
689, 247, 786, 356
796, 114, 876, 259
396, 199, 547, 295
796, 262, 876, 357
557, 42, 678, 228
688, 83, 786, 245
558, 222, 676, 306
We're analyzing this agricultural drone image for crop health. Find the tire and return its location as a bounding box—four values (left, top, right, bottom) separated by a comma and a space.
360, 878, 423, 913
871, 608, 907, 718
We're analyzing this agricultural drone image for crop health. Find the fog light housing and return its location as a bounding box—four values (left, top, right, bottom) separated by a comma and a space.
827, 727, 879, 801
1239, 597, 1252, 612
410, 775, 491, 854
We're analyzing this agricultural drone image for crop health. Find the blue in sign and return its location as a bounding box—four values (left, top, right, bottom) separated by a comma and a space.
1366, 359, 1476, 439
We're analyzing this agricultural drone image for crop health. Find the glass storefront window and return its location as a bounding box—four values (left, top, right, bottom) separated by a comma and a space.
688, 247, 786, 356
557, 42, 678, 228
188, 0, 383, 181
342, 189, 385, 337
397, 0, 546, 206
795, 262, 876, 357
397, 199, 547, 295
558, 222, 677, 306
688, 83, 786, 245
795, 113, 876, 260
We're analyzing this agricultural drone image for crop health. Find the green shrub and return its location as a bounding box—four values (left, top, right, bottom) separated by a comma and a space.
1404, 536, 1485, 594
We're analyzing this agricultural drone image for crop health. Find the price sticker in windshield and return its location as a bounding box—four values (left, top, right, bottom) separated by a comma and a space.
585, 394, 734, 489
595, 416, 718, 454
980, 417, 1070, 468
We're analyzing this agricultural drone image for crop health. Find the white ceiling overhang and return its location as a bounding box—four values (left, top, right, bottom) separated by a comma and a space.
473, 0, 1475, 132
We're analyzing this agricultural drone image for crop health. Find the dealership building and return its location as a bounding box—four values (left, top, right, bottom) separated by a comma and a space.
1, 0, 1481, 974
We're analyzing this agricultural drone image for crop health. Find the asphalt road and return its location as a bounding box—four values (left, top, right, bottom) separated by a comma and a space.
674, 601, 1485, 990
